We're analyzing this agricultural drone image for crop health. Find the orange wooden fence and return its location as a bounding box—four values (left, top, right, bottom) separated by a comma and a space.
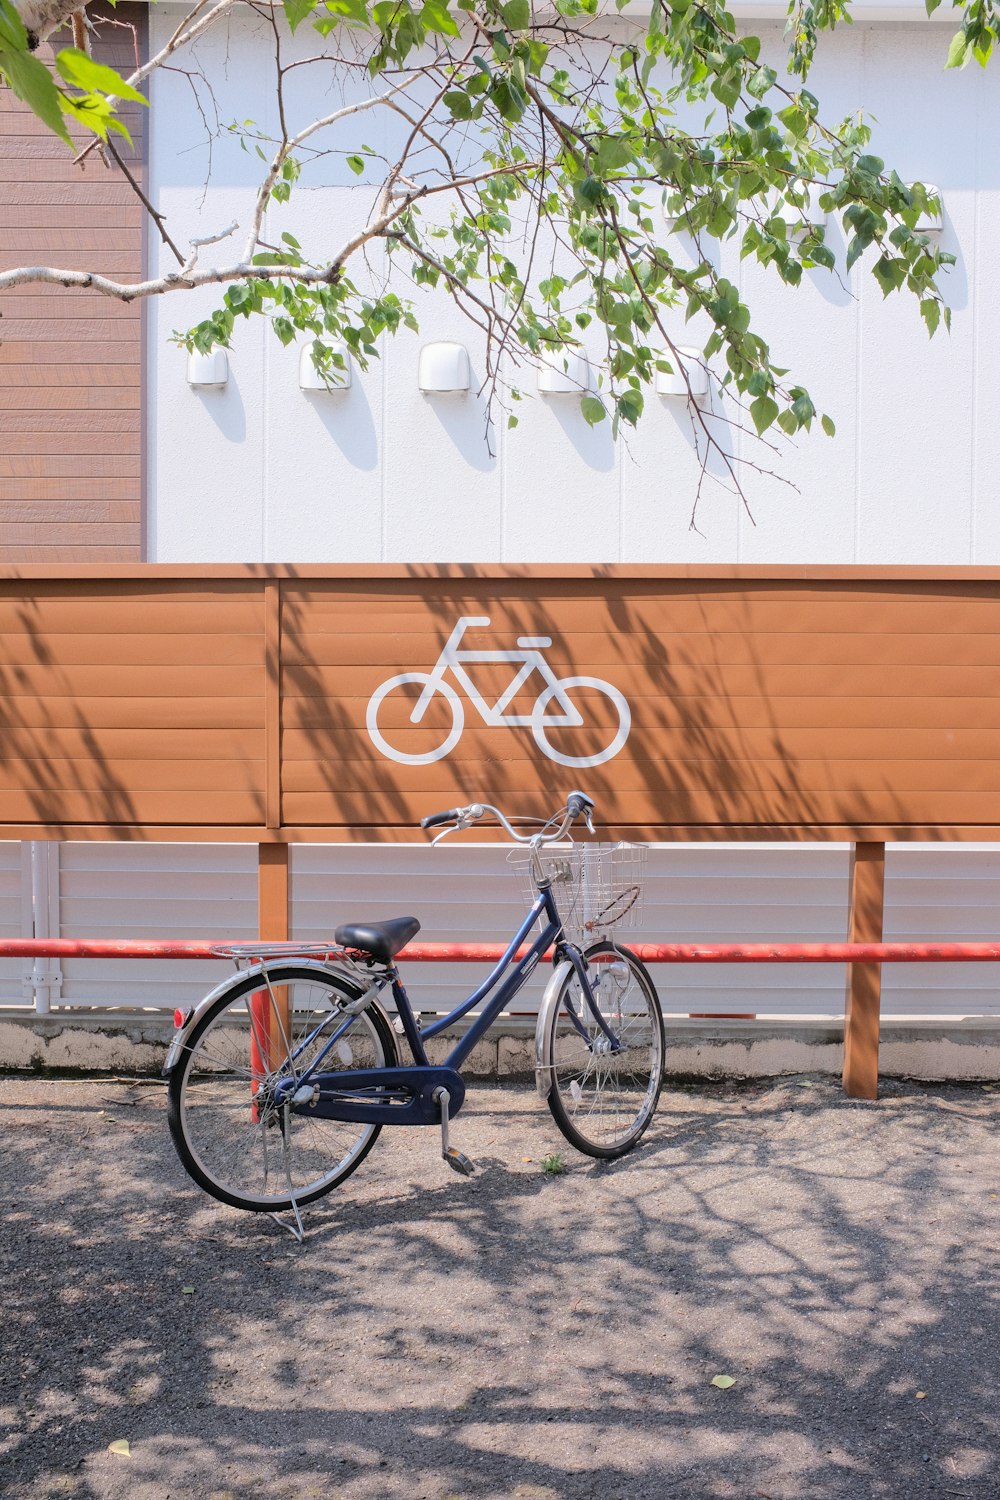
5, 562, 1000, 1097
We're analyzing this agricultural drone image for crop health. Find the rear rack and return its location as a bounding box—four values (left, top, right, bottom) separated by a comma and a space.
211, 941, 350, 962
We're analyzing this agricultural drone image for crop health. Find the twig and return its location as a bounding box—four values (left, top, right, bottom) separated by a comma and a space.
103, 135, 184, 266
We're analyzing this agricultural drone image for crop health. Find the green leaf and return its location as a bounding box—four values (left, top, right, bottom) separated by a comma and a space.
491, 78, 525, 123
710, 1375, 736, 1390
616, 388, 644, 425
711, 70, 741, 109
0, 37, 72, 145
346, 153, 365, 175
747, 64, 776, 99
596, 136, 632, 173
821, 413, 836, 437
750, 395, 778, 435
443, 89, 474, 120
946, 30, 970, 69
845, 235, 868, 273
777, 103, 808, 140
108, 1440, 132, 1457
791, 392, 815, 426
55, 47, 147, 104
502, 0, 531, 28
420, 0, 461, 35
872, 254, 906, 297
580, 394, 606, 425
283, 0, 316, 27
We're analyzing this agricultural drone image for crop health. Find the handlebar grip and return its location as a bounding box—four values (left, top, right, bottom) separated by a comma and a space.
566, 790, 596, 821
420, 807, 464, 831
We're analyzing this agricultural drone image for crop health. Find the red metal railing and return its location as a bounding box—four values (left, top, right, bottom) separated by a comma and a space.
2, 939, 1000, 962
8, 939, 999, 1101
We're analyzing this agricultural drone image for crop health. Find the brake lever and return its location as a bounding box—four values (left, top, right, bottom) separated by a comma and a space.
585, 809, 595, 835
431, 804, 485, 846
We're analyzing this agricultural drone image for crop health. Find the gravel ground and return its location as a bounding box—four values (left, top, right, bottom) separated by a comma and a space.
1, 1073, 998, 1500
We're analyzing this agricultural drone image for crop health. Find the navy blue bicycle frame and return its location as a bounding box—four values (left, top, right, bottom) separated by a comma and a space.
392, 882, 563, 1071
274, 878, 619, 1122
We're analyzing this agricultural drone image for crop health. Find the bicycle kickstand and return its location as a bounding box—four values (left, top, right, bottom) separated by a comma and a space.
433, 1087, 475, 1177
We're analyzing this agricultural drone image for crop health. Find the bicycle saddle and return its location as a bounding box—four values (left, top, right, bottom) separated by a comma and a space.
334, 916, 421, 963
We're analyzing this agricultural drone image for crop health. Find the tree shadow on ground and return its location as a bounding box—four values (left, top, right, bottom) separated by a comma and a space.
2, 1077, 999, 1499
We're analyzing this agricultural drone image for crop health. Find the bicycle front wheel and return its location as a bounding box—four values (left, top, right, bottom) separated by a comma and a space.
168, 965, 397, 1213
545, 941, 664, 1159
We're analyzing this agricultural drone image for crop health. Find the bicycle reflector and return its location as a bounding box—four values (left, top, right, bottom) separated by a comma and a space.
173, 1009, 191, 1030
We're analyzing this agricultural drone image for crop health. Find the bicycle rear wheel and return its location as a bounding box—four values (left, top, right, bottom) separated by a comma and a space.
545, 941, 664, 1159
167, 965, 397, 1213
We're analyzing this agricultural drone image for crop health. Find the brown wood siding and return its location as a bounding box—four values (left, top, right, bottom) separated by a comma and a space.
0, 578, 266, 829
0, 565, 998, 841
0, 6, 146, 561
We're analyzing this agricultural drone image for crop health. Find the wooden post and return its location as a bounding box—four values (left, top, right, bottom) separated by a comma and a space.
263, 580, 282, 831
258, 842, 289, 942
842, 841, 886, 1100
257, 843, 290, 1073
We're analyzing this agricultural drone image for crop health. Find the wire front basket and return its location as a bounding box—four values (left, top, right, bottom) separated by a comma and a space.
508, 841, 647, 943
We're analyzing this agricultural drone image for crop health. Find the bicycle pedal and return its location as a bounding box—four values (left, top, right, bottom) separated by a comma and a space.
443, 1147, 476, 1177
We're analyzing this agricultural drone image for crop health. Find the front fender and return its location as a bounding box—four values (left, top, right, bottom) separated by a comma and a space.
534, 959, 574, 1100
161, 958, 374, 1076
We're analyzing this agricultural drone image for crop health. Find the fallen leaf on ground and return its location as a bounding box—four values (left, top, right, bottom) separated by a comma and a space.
710, 1374, 736, 1389
108, 1439, 131, 1458
916, 1391, 927, 1399
181, 1286, 195, 1294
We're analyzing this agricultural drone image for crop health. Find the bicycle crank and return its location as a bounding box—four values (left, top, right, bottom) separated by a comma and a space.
433, 1086, 476, 1176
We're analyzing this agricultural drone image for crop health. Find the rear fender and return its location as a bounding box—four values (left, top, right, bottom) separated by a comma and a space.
161, 959, 378, 1076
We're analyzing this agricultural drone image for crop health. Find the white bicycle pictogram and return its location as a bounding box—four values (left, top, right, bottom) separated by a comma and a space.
366, 615, 632, 769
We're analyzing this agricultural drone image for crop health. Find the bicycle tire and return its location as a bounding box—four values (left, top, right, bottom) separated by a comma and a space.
168, 965, 397, 1213
545, 940, 664, 1159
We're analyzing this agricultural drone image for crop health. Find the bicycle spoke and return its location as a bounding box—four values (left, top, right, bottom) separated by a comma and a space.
546, 944, 663, 1156
169, 968, 396, 1213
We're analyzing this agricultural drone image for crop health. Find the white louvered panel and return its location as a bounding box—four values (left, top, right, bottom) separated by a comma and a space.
882, 844, 1000, 1017
291, 844, 527, 1017
0, 843, 26, 1004
56, 843, 257, 1007
14, 839, 1000, 1020
291, 843, 855, 1019
628, 845, 852, 1017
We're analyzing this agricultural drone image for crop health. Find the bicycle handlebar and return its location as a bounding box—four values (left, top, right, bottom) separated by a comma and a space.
566, 790, 595, 822
420, 807, 467, 831
420, 792, 595, 844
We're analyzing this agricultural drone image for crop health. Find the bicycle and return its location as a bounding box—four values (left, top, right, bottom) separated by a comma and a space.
164, 791, 665, 1225
365, 615, 631, 769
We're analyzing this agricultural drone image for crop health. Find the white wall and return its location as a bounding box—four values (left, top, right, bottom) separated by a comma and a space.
147, 8, 998, 564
